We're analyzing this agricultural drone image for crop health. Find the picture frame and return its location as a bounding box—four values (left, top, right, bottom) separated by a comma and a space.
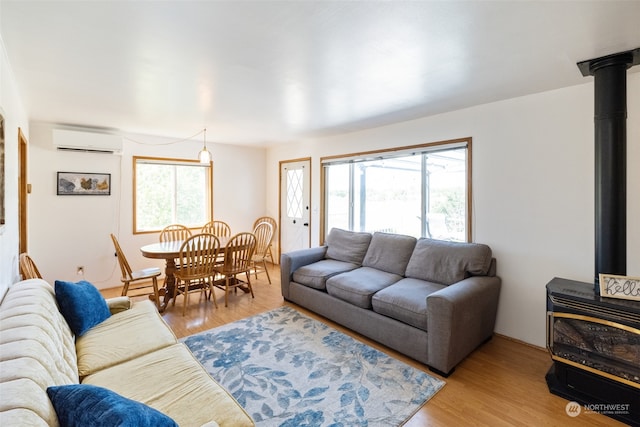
57, 172, 111, 196
599, 273, 640, 301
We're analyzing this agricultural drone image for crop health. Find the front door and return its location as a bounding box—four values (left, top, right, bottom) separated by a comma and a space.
280, 158, 311, 257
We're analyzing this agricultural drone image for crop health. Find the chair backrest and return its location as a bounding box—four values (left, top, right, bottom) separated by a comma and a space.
110, 233, 133, 281
176, 233, 220, 280
201, 220, 231, 237
160, 224, 192, 242
253, 216, 277, 233
252, 222, 274, 258
223, 232, 256, 273
19, 253, 43, 279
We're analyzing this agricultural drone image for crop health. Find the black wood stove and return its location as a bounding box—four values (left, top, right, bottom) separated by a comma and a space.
545, 48, 640, 426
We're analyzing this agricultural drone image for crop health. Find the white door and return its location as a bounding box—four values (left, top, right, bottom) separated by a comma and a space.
280, 159, 311, 255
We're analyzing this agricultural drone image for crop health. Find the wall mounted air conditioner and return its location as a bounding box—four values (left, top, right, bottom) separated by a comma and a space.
53, 129, 123, 154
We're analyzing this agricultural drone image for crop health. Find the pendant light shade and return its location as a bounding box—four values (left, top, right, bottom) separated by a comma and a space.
199, 128, 211, 163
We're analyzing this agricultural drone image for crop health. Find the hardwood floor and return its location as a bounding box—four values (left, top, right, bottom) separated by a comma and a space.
102, 265, 622, 426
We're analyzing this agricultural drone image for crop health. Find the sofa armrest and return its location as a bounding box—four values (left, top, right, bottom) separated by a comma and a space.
426, 276, 501, 375
280, 246, 327, 299
105, 296, 131, 314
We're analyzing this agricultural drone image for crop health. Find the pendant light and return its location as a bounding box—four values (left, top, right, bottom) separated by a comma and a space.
198, 128, 211, 163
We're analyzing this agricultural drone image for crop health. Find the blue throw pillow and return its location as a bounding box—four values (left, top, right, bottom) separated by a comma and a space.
54, 280, 111, 336
47, 384, 178, 427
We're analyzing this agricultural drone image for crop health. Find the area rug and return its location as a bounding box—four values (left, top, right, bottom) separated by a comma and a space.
181, 306, 445, 426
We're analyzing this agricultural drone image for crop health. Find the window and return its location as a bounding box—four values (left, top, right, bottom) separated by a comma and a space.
322, 138, 471, 242
133, 156, 212, 233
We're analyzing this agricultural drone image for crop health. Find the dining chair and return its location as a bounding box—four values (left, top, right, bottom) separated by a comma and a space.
252, 216, 277, 264
110, 234, 162, 310
251, 222, 274, 284
159, 224, 192, 242
212, 232, 257, 307
173, 233, 220, 316
19, 253, 43, 279
201, 220, 231, 238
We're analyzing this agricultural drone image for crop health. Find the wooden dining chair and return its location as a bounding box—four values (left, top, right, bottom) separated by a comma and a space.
173, 233, 220, 316
159, 224, 192, 242
110, 234, 162, 310
252, 216, 277, 264
212, 232, 257, 307
251, 222, 274, 284
201, 220, 231, 238
19, 253, 43, 279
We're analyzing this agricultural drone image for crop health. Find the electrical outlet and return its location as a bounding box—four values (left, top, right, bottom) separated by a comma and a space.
76, 266, 84, 276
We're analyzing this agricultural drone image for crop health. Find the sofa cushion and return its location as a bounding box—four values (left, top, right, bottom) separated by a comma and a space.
326, 267, 402, 309
82, 344, 254, 427
292, 259, 359, 290
372, 278, 446, 331
47, 384, 178, 427
76, 299, 177, 378
362, 232, 417, 275
325, 228, 372, 265
0, 279, 80, 427
405, 238, 493, 285
54, 280, 111, 337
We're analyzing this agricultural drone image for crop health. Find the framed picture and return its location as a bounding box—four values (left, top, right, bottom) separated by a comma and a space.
599, 273, 640, 301
57, 172, 111, 196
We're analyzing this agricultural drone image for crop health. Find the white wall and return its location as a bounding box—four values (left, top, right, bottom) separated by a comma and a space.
266, 73, 640, 348
0, 33, 29, 298
27, 122, 266, 289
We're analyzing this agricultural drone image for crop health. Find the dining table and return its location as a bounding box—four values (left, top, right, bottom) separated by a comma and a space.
140, 236, 250, 312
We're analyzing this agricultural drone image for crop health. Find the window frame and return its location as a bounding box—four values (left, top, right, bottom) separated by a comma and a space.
132, 156, 213, 235
320, 137, 472, 243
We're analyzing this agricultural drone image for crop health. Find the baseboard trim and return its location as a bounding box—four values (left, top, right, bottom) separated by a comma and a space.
494, 333, 547, 353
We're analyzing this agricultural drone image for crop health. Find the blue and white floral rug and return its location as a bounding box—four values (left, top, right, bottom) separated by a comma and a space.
182, 306, 445, 427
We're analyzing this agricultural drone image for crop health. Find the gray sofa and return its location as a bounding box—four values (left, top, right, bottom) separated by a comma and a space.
280, 228, 501, 376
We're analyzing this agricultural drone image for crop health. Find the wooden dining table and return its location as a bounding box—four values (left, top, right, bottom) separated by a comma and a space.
140, 236, 248, 312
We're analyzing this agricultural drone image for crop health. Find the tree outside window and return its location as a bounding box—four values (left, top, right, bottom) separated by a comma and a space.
133, 157, 212, 233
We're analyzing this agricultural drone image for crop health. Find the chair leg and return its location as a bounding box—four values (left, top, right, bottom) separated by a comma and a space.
246, 273, 254, 299
209, 282, 218, 309
224, 276, 230, 307
121, 282, 130, 296
263, 259, 271, 284
267, 246, 275, 264
182, 285, 188, 316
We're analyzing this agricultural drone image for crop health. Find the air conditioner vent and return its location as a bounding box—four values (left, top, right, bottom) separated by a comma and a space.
53, 129, 123, 154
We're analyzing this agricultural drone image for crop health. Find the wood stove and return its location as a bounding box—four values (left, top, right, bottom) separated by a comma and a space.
545, 48, 640, 425
546, 278, 639, 425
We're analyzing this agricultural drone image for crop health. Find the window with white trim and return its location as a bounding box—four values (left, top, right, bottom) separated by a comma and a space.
322, 139, 471, 242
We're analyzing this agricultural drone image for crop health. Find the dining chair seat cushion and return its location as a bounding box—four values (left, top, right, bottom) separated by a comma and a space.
131, 267, 162, 280
76, 300, 178, 378
47, 384, 178, 427
54, 280, 111, 337
82, 344, 254, 427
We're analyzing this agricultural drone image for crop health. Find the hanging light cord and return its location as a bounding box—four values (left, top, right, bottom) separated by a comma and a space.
123, 129, 206, 146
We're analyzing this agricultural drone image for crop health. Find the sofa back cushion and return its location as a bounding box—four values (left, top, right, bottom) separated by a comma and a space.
362, 232, 417, 275
325, 228, 372, 265
405, 238, 493, 285
0, 279, 79, 426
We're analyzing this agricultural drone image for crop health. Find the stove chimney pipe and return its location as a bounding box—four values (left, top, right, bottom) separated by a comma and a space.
577, 48, 639, 294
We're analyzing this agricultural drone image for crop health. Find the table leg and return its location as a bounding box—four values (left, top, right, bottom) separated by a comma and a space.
157, 258, 177, 312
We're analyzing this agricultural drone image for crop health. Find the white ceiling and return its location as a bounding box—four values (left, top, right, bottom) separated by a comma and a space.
1, 1, 639, 146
